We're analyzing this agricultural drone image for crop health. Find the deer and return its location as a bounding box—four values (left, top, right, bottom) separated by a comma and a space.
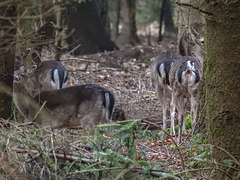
151, 51, 178, 130
13, 65, 115, 129
169, 56, 202, 143
14, 49, 68, 95
151, 26, 204, 141
14, 50, 68, 118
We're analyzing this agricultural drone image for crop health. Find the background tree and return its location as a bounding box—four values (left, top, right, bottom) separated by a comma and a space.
125, 0, 140, 45
0, 1, 17, 119
65, 0, 118, 55
108, 0, 121, 42
204, 1, 240, 178
158, 0, 177, 42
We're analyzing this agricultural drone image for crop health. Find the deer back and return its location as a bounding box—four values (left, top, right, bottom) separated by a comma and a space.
35, 60, 68, 92
151, 51, 179, 98
35, 84, 115, 129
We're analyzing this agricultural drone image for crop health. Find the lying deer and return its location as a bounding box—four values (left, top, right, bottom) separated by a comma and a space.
169, 56, 202, 143
15, 49, 68, 95
13, 65, 115, 129
151, 51, 177, 130
14, 51, 68, 117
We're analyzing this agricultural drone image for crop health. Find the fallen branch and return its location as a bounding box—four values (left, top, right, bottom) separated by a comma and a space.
11, 147, 96, 163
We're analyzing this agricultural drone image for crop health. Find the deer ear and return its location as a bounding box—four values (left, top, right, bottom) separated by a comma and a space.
19, 66, 25, 72
27, 65, 37, 74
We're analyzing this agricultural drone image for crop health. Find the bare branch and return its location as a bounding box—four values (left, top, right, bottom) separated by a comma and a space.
176, 1, 213, 16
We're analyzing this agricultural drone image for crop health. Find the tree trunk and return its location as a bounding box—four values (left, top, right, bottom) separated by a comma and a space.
158, 0, 166, 42
125, 0, 139, 45
109, 0, 121, 42
54, 0, 66, 61
163, 0, 177, 37
0, 1, 16, 119
204, 1, 240, 178
66, 0, 118, 55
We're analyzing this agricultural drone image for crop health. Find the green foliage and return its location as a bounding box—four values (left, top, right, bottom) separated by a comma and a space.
185, 114, 192, 130
0, 119, 181, 179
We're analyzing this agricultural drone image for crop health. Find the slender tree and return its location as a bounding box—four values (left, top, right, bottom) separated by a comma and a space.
158, 0, 166, 42
125, 0, 140, 45
108, 0, 121, 42
204, 1, 240, 178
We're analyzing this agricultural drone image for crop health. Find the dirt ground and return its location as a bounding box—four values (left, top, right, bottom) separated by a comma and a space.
57, 39, 201, 171
61, 38, 177, 128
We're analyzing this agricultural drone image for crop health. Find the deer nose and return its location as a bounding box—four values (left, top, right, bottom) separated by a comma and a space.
13, 75, 20, 83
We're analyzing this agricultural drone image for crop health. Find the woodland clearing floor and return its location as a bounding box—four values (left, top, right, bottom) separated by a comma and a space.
60, 39, 204, 172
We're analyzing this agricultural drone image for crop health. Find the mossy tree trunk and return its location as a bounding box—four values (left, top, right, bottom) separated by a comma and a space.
204, 1, 240, 178
0, 1, 16, 119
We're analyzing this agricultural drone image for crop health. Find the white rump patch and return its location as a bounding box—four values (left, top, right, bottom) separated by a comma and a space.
187, 60, 195, 71
53, 69, 60, 89
159, 63, 166, 80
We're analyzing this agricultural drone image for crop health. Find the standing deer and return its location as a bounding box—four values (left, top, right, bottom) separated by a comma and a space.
151, 51, 177, 130
13, 65, 115, 129
169, 56, 202, 143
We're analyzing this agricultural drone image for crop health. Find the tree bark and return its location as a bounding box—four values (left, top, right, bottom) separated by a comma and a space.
163, 0, 177, 37
0, 1, 16, 119
109, 0, 121, 42
125, 0, 139, 45
158, 0, 166, 42
66, 0, 118, 55
204, 1, 240, 178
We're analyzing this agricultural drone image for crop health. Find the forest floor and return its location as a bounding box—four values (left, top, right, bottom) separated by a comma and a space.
60, 37, 206, 176
0, 37, 207, 179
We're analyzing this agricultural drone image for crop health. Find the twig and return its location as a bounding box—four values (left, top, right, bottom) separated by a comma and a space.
0, 118, 23, 132
114, 165, 135, 180
68, 44, 81, 54
33, 101, 47, 121
176, 1, 213, 16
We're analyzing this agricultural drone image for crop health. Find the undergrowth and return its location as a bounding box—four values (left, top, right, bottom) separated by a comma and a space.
0, 117, 239, 179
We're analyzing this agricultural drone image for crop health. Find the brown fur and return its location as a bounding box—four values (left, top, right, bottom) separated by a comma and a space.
13, 67, 115, 129
169, 56, 202, 143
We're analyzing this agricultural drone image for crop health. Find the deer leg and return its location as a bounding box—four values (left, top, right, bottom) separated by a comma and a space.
178, 113, 184, 144
190, 96, 198, 134
162, 99, 168, 130
170, 99, 176, 135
